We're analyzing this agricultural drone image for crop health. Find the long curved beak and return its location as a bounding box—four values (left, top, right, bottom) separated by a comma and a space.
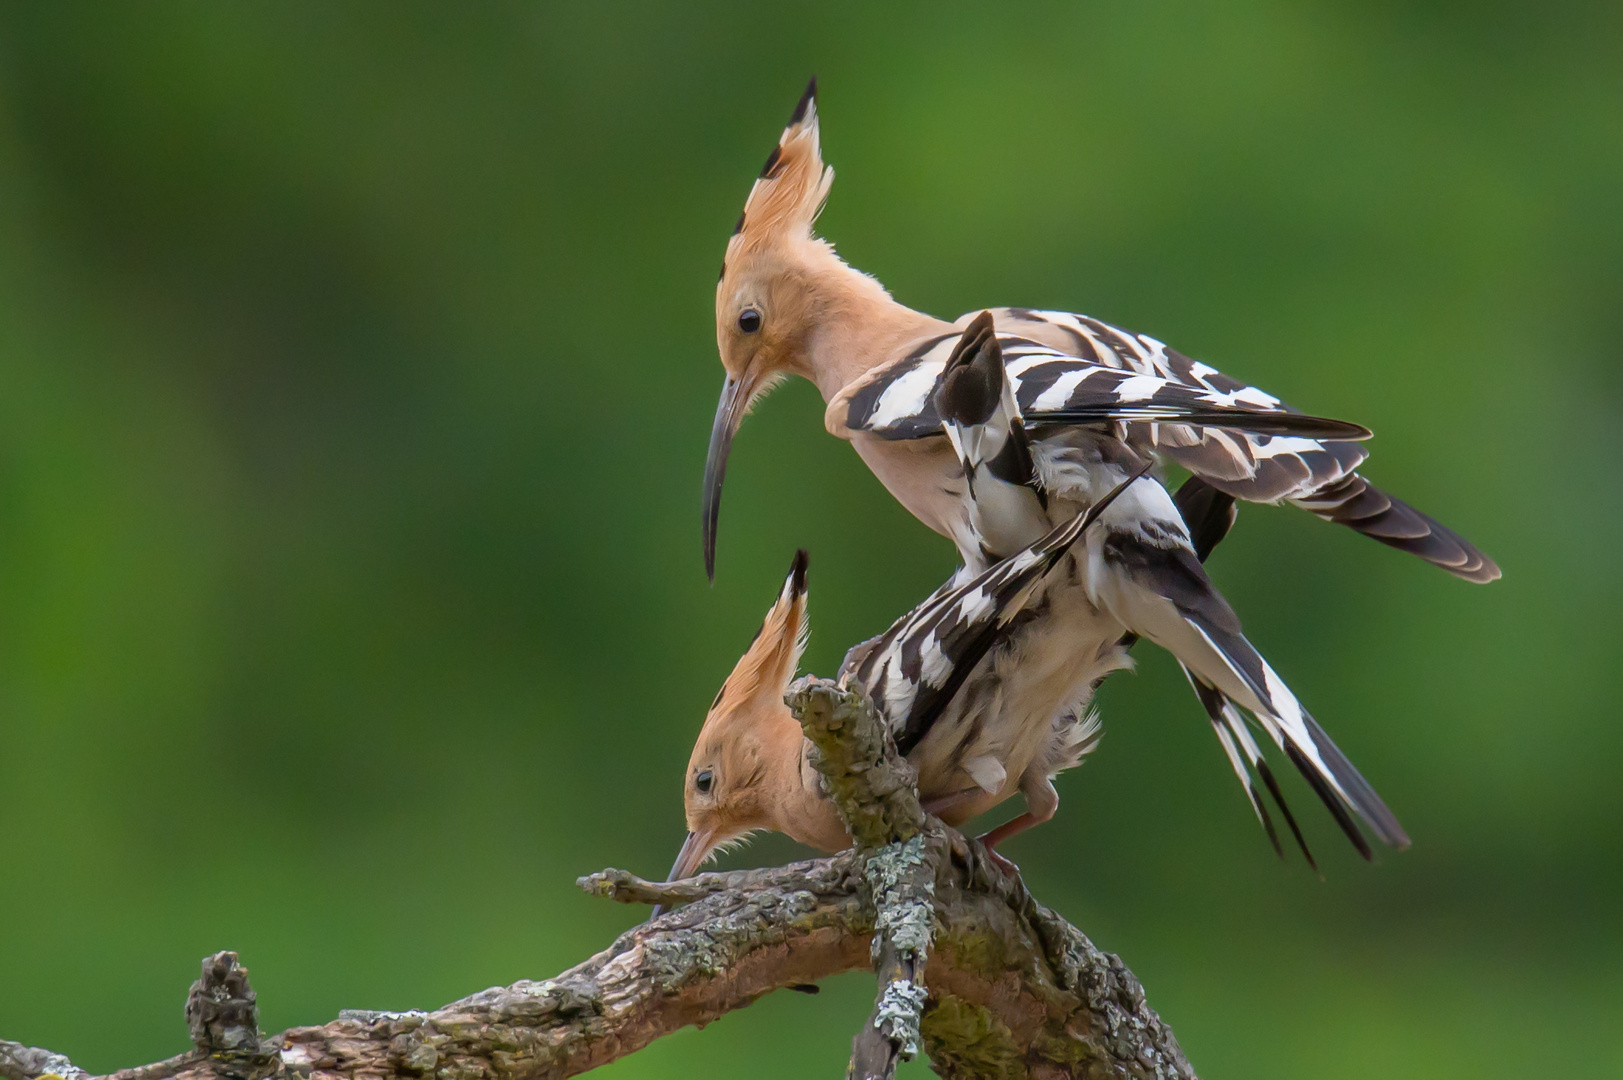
649, 830, 717, 921
703, 374, 749, 582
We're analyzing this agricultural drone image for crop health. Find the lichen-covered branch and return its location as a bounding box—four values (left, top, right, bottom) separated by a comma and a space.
1, 686, 1193, 1080
789, 676, 937, 1079
856, 835, 938, 1078
787, 676, 923, 848
1, 1043, 90, 1080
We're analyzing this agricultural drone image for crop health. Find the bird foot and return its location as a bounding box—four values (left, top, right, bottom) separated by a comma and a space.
984, 846, 1019, 877
972, 810, 1040, 878
970, 834, 1021, 877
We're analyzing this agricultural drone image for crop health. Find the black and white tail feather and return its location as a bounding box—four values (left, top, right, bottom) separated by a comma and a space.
1171, 478, 1321, 868
987, 306, 1500, 583
1086, 468, 1409, 859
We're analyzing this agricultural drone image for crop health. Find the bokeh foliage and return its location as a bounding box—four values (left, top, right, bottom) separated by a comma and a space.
0, 4, 1619, 1078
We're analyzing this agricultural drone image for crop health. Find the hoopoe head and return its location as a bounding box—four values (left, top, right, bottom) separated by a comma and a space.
666, 550, 813, 883
704, 79, 898, 579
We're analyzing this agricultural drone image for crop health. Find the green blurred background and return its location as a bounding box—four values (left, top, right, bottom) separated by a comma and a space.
1, 4, 1619, 1077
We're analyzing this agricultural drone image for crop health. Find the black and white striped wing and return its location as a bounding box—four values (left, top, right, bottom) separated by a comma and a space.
985, 308, 1373, 502
1292, 473, 1500, 583
837, 467, 1148, 757
843, 333, 1371, 447
996, 308, 1500, 580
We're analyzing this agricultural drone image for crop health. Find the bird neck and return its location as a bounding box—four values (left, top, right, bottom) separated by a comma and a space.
792, 247, 952, 401
755, 707, 849, 852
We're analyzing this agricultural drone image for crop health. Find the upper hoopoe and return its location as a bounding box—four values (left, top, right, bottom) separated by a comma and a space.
703, 81, 1497, 860
705, 80, 1496, 586
668, 470, 1145, 887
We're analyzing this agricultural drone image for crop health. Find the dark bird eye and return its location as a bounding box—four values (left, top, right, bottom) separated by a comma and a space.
737, 308, 762, 334
694, 769, 714, 795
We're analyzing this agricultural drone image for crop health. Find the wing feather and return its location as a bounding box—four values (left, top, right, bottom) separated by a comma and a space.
839, 464, 1151, 755
1292, 474, 1501, 582
843, 331, 1370, 444
988, 307, 1498, 581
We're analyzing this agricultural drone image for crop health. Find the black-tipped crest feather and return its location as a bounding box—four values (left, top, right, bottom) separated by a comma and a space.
790, 77, 817, 125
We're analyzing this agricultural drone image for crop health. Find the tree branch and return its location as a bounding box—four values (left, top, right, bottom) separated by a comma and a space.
788, 676, 937, 1079
1, 683, 1194, 1080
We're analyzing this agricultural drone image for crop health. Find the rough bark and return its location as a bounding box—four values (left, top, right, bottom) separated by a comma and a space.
788, 676, 937, 1079
0, 683, 1193, 1080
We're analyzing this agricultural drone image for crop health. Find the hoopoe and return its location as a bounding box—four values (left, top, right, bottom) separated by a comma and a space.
703, 81, 1499, 860
705, 80, 1496, 586
667, 470, 1144, 887
707, 81, 1493, 584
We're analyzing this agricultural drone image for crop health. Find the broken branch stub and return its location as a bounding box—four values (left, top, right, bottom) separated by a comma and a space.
786, 676, 924, 848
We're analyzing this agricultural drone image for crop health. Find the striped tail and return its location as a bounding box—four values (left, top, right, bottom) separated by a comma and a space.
1183, 666, 1323, 869
1179, 605, 1410, 856
1170, 477, 1319, 866
1100, 533, 1410, 858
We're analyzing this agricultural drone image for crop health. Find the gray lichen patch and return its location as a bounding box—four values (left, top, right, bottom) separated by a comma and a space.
338, 1009, 429, 1028
866, 837, 936, 963
876, 900, 934, 963
0, 1043, 89, 1080
873, 979, 928, 1059
643, 904, 791, 992
644, 929, 731, 992
865, 836, 928, 894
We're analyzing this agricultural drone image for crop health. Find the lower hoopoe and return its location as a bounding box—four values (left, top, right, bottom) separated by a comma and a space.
668, 468, 1198, 888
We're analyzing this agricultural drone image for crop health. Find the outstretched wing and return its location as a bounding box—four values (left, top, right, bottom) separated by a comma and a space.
841, 331, 1371, 445
989, 308, 1500, 582
839, 465, 1150, 757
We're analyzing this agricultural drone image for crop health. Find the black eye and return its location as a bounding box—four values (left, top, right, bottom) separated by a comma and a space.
694, 769, 714, 795
737, 308, 762, 334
